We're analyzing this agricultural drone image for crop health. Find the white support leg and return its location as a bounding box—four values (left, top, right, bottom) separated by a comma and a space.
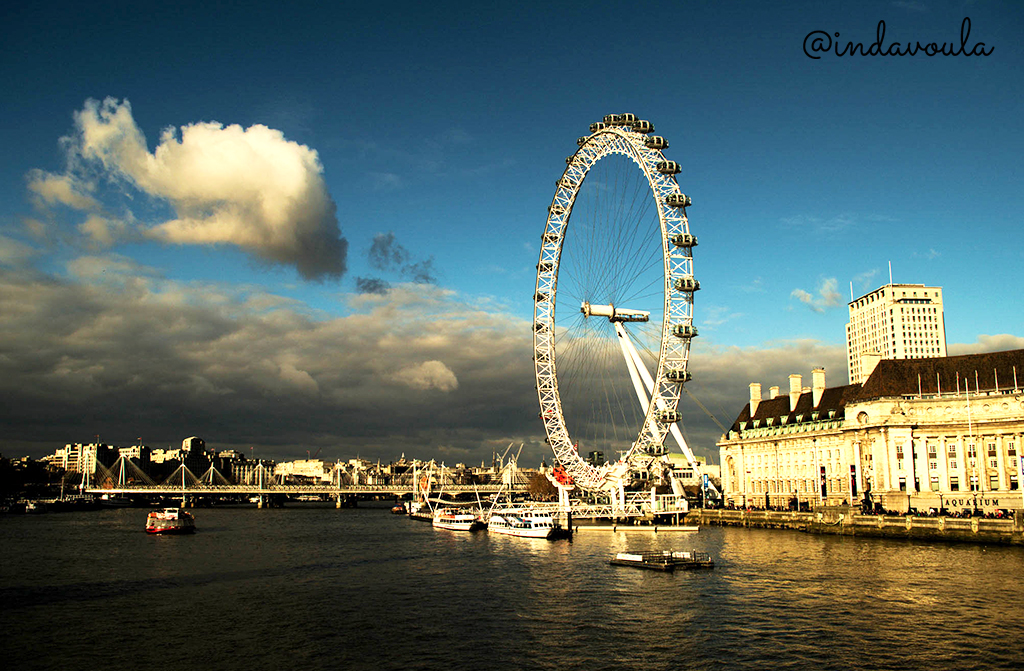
617, 323, 715, 494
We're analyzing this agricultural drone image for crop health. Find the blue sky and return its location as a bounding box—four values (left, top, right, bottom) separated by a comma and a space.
1, 0, 1022, 464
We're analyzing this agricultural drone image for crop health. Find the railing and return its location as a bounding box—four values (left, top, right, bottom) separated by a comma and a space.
84, 483, 524, 496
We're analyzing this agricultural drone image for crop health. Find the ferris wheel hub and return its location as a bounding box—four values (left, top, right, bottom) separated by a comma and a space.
580, 302, 650, 323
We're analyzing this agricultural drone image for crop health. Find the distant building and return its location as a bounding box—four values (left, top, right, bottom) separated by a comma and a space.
181, 436, 206, 454
275, 459, 332, 483
665, 453, 720, 488
846, 283, 947, 384
718, 350, 1024, 513
53, 443, 116, 473
118, 444, 151, 463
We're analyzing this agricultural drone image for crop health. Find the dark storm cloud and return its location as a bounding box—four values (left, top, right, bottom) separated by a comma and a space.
403, 259, 437, 284
367, 232, 437, 284
355, 277, 390, 295
4, 251, 915, 468
368, 232, 408, 272
0, 261, 538, 462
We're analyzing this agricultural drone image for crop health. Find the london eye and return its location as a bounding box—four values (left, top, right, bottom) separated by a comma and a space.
533, 113, 702, 497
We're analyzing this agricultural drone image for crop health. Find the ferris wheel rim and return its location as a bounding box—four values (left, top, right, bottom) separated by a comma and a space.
532, 117, 697, 493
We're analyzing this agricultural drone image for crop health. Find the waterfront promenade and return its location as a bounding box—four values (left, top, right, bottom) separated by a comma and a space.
688, 507, 1024, 545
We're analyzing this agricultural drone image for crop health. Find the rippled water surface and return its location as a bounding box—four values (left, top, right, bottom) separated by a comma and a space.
3, 505, 1023, 671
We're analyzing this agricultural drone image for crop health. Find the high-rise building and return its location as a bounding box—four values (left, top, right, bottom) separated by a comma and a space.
846, 283, 947, 384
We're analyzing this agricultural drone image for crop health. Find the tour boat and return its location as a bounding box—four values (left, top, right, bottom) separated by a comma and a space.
145, 508, 196, 535
432, 507, 484, 531
487, 509, 559, 538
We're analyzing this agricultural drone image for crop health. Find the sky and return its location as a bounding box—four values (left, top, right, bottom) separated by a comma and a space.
1, 0, 1022, 466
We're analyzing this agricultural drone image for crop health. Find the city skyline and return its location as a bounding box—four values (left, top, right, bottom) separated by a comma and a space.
1, 1, 1022, 465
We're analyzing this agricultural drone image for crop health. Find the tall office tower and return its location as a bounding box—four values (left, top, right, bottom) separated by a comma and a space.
846, 284, 947, 384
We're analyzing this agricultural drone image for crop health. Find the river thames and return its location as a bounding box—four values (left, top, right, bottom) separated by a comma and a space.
2, 505, 1023, 671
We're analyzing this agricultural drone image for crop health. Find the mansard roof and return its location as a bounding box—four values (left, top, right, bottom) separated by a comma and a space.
727, 384, 861, 433
855, 348, 1024, 401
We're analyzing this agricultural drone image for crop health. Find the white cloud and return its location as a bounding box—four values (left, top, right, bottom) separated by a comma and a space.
949, 334, 1024, 355
0, 235, 37, 267
390, 360, 459, 392
42, 97, 347, 280
26, 171, 100, 211
780, 213, 856, 233
78, 214, 131, 247
791, 277, 843, 313
853, 269, 879, 292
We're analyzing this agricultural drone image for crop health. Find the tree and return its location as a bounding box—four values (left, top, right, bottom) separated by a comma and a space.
528, 472, 557, 501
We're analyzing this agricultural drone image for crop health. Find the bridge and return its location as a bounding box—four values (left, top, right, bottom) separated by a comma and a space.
84, 483, 521, 507
76, 451, 690, 518
78, 452, 531, 507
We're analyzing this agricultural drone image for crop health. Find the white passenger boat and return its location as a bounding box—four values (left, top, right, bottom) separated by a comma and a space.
432, 507, 484, 531
487, 510, 558, 538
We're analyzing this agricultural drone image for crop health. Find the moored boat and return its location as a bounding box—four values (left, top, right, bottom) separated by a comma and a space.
432, 507, 484, 531
610, 549, 713, 571
145, 508, 196, 535
487, 509, 558, 538
406, 500, 433, 521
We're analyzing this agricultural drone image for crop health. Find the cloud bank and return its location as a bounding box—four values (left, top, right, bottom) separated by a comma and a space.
29, 98, 347, 281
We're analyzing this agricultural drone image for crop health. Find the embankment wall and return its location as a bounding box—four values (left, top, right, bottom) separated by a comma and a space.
686, 508, 1024, 545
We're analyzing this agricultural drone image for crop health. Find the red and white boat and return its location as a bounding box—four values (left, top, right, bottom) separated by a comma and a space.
145, 508, 196, 535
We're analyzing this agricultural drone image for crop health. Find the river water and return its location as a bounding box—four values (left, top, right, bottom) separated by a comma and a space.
2, 504, 1023, 671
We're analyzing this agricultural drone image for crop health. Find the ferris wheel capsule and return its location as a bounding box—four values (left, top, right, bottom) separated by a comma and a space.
645, 136, 668, 149
671, 324, 699, 338
671, 233, 698, 248
657, 161, 682, 175
666, 369, 693, 383
665, 193, 691, 207
673, 277, 701, 292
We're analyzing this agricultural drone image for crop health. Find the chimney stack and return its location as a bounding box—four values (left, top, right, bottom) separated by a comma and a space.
749, 383, 762, 417
789, 374, 802, 412
812, 368, 826, 407
769, 386, 780, 399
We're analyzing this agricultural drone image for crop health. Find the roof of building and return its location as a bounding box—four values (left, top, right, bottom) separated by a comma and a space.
727, 383, 862, 433
855, 348, 1024, 401
725, 349, 1024, 434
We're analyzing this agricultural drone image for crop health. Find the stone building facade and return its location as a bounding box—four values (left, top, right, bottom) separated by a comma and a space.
718, 350, 1024, 513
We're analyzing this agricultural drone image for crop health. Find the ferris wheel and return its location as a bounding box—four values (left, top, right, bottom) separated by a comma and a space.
533, 113, 702, 494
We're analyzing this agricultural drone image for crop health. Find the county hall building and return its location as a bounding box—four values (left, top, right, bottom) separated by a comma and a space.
717, 349, 1024, 514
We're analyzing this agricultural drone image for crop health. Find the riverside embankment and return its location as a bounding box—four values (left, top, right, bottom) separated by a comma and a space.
687, 507, 1024, 545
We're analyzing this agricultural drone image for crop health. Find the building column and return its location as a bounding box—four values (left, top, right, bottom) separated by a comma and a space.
996, 434, 1008, 491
